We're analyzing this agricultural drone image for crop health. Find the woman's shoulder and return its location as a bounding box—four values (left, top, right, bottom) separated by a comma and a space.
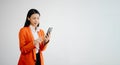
19, 27, 29, 32
38, 28, 45, 35
39, 28, 44, 32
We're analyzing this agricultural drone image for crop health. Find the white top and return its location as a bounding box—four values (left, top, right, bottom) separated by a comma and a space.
29, 25, 40, 53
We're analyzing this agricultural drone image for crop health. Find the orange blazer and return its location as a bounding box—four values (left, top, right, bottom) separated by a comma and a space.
18, 27, 47, 65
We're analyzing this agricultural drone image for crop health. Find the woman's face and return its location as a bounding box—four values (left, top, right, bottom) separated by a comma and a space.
28, 13, 40, 27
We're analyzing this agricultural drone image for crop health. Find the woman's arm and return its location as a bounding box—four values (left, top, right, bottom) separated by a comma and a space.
19, 28, 35, 54
39, 29, 50, 51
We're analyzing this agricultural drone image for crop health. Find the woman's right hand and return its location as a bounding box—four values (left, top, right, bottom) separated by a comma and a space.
34, 38, 41, 48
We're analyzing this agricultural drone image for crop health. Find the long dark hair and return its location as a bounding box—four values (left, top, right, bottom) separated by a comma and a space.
24, 9, 40, 27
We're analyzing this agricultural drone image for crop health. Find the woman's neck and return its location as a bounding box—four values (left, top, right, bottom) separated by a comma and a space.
30, 25, 37, 31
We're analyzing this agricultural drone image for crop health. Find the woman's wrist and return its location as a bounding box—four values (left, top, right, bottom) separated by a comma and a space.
44, 40, 49, 45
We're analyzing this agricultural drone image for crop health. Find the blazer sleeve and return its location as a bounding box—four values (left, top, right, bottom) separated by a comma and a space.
19, 28, 35, 54
39, 29, 48, 51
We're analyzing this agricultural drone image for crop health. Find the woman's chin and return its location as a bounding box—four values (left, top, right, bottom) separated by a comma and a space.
33, 24, 38, 27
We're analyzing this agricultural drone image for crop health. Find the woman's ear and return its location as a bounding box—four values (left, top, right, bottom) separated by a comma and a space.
28, 17, 30, 21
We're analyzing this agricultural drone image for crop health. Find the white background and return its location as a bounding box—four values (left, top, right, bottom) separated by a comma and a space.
0, 0, 120, 65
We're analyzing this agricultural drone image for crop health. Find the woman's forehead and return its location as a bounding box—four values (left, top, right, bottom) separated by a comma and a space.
30, 14, 40, 17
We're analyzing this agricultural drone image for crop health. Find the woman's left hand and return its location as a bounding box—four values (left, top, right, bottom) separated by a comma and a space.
44, 33, 51, 44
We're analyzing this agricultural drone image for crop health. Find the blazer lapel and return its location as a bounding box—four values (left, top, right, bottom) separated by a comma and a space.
28, 27, 36, 61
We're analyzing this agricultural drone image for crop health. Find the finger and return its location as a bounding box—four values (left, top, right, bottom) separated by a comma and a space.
45, 34, 49, 38
35, 40, 40, 43
36, 40, 40, 43
48, 33, 50, 36
37, 38, 41, 41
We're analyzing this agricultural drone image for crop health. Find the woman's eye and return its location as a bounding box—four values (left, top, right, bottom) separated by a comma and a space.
32, 17, 36, 19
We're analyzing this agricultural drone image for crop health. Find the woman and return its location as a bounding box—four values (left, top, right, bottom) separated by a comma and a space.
18, 9, 50, 65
